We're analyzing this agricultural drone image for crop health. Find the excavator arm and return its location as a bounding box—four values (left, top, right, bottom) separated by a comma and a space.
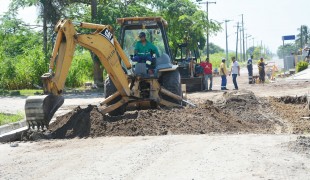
25, 19, 132, 129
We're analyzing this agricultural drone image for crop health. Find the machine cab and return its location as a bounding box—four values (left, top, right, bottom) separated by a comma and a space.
116, 17, 174, 77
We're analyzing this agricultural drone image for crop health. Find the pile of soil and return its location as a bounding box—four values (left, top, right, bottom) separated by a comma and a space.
21, 90, 310, 140
276, 95, 308, 104
269, 95, 310, 133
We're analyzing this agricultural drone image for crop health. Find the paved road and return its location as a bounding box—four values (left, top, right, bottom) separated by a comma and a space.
0, 93, 104, 115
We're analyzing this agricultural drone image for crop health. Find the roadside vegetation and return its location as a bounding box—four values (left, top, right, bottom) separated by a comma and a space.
1, 0, 274, 92
296, 61, 309, 72
0, 113, 24, 126
0, 89, 43, 96
0, 0, 219, 91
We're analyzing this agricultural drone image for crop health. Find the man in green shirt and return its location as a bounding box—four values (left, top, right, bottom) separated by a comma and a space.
133, 32, 160, 69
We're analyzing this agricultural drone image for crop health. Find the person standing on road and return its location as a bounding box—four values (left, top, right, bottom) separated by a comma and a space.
258, 57, 268, 83
247, 55, 253, 84
220, 58, 228, 90
200, 57, 213, 91
229, 56, 240, 90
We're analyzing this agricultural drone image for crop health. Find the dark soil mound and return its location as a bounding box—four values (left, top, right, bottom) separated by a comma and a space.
276, 95, 307, 104
269, 96, 310, 134
21, 90, 310, 141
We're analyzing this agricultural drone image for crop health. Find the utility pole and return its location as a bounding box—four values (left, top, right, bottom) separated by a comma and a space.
240, 26, 242, 61
224, 19, 232, 66
199, 1, 216, 59
241, 14, 245, 62
245, 34, 251, 59
235, 22, 240, 60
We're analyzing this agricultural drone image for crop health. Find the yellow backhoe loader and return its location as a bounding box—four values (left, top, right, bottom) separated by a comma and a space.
25, 17, 192, 129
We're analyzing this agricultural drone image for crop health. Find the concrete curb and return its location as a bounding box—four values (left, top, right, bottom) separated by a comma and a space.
0, 119, 27, 135
0, 109, 69, 142
0, 127, 28, 143
0, 120, 28, 142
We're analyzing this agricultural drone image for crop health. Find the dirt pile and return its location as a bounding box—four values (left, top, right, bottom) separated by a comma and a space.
276, 95, 308, 104
269, 95, 310, 133
21, 90, 310, 140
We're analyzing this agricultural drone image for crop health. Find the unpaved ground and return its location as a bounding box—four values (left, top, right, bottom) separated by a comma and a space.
1, 135, 310, 180
1, 65, 310, 179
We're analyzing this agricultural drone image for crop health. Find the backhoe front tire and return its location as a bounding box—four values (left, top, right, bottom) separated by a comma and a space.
104, 77, 126, 116
159, 70, 182, 105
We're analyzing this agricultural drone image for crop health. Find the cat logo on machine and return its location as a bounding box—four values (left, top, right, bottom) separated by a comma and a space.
101, 28, 114, 45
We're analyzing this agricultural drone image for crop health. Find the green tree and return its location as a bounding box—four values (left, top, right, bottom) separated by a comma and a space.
153, 0, 220, 55
0, 12, 47, 89
277, 43, 298, 59
0, 9, 94, 90
1, 0, 222, 90
295, 25, 309, 48
10, 0, 72, 56
206, 42, 224, 54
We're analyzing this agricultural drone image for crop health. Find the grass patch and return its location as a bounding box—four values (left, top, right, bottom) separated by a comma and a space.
0, 87, 103, 97
19, 89, 43, 96
0, 113, 24, 126
0, 89, 43, 96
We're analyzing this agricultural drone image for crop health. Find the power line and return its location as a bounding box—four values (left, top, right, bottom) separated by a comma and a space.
198, 1, 216, 59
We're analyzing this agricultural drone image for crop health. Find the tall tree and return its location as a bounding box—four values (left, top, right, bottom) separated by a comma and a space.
90, 0, 104, 86
9, 0, 107, 85
0, 12, 46, 89
10, 0, 71, 56
151, 0, 221, 57
6, 0, 222, 87
207, 42, 224, 54
296, 25, 309, 49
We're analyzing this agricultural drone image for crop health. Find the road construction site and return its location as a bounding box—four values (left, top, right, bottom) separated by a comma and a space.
0, 63, 310, 179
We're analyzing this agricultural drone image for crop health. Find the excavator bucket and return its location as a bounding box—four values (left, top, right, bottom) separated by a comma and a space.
25, 95, 64, 129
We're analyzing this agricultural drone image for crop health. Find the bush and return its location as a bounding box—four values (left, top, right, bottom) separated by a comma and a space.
296, 61, 309, 72
208, 52, 237, 70
66, 50, 93, 87
0, 46, 94, 89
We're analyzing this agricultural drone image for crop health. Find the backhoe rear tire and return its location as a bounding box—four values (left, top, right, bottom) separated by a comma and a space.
159, 70, 182, 105
104, 77, 126, 116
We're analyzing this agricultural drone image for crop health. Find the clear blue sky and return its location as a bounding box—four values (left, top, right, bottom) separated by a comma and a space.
1, 0, 309, 55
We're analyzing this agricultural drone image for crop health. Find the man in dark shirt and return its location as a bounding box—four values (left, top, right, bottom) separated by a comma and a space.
247, 55, 253, 84
258, 57, 268, 83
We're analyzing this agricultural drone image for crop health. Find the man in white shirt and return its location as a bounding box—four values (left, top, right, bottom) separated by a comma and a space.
229, 57, 240, 90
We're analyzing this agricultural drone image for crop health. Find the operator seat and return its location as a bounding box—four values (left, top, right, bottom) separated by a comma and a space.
156, 53, 172, 70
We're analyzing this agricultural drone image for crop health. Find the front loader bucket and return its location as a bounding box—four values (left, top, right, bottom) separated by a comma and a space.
25, 95, 64, 129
